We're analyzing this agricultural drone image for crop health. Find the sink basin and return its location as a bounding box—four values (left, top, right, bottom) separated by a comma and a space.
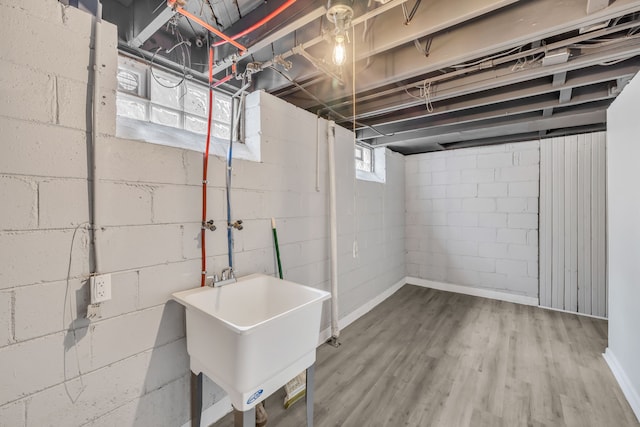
172, 273, 331, 411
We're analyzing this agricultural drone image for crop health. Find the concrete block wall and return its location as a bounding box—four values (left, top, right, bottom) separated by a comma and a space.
405, 142, 540, 297
333, 126, 406, 319
0, 1, 406, 424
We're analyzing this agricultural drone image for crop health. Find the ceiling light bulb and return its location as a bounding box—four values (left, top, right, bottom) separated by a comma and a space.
333, 35, 346, 66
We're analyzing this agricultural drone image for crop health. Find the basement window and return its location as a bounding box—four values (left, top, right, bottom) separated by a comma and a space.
115, 55, 259, 161
356, 145, 386, 183
355, 144, 373, 173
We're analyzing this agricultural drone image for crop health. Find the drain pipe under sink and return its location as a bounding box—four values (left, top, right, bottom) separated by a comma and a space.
327, 121, 340, 344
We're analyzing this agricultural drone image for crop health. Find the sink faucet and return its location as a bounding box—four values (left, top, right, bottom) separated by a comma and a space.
214, 267, 236, 287
221, 267, 234, 281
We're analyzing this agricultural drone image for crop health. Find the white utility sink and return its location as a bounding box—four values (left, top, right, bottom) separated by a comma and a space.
172, 273, 330, 411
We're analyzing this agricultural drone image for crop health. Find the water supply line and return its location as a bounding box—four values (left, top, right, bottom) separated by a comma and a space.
213, 0, 298, 47
224, 84, 249, 269
327, 121, 340, 344
200, 46, 216, 287
168, 0, 247, 53
226, 97, 235, 269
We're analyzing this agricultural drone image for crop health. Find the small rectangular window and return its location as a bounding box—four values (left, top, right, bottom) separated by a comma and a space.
356, 146, 386, 183
355, 144, 373, 173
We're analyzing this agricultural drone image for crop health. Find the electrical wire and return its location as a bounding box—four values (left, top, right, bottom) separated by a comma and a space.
402, 0, 421, 25
424, 81, 434, 113
404, 80, 434, 112
174, 4, 247, 52
570, 32, 640, 48
148, 27, 194, 89
599, 56, 635, 65
149, 47, 188, 88
267, 66, 392, 137
449, 44, 526, 69
63, 222, 89, 402
165, 39, 191, 54
511, 51, 544, 71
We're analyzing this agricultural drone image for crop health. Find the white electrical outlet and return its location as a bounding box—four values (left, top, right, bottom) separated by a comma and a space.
90, 273, 112, 304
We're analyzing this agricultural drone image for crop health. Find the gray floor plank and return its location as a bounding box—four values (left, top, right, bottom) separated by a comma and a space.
212, 286, 639, 427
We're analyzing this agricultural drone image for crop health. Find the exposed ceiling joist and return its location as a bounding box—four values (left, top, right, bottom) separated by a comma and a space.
128, 6, 176, 48
103, 0, 640, 154
291, 0, 640, 107
367, 94, 612, 146
213, 4, 328, 73
559, 87, 574, 103
587, 0, 611, 14
344, 40, 640, 125
378, 107, 606, 152
319, 16, 640, 115
553, 72, 568, 87
330, 0, 521, 64
360, 85, 614, 143
355, 60, 640, 137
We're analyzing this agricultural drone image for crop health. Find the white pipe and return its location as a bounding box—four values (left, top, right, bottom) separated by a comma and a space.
327, 121, 340, 340
91, 1, 103, 273
315, 115, 320, 192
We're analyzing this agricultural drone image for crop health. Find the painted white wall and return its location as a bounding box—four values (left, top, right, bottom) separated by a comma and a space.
605, 71, 640, 421
0, 1, 405, 425
405, 142, 540, 299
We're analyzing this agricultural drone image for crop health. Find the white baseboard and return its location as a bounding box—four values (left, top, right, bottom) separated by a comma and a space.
406, 277, 539, 306
537, 304, 608, 320
603, 348, 640, 423
180, 395, 232, 427
318, 277, 406, 345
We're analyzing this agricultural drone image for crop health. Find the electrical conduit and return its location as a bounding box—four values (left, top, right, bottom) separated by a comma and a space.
201, 46, 215, 287
327, 121, 340, 341
90, 2, 103, 274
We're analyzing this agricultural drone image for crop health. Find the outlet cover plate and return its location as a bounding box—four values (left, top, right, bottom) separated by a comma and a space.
90, 273, 112, 304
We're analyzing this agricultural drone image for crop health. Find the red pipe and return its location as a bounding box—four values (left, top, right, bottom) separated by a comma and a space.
201, 46, 215, 287
171, 4, 247, 52
212, 62, 237, 88
213, 0, 297, 47
212, 74, 233, 88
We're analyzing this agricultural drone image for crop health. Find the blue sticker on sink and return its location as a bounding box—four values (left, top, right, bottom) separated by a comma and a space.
247, 389, 263, 405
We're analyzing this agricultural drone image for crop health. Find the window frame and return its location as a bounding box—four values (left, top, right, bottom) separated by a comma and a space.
355, 145, 386, 183
114, 54, 261, 161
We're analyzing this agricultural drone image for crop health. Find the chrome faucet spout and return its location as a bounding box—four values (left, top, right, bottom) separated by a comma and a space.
215, 267, 236, 287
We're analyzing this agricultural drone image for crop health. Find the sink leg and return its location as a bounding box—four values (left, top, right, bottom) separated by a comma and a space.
233, 407, 256, 427
306, 364, 315, 427
191, 373, 203, 427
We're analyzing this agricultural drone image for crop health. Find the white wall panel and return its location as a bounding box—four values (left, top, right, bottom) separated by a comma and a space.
607, 70, 640, 423
539, 132, 607, 317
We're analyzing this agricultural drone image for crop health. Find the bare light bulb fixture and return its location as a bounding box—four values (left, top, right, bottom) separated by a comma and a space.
333, 34, 346, 66
326, 0, 353, 66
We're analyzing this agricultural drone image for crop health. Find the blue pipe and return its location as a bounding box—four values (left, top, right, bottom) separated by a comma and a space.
226, 99, 235, 269
225, 86, 249, 270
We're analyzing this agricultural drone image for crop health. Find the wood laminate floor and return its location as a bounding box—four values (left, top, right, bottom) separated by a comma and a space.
212, 285, 639, 427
